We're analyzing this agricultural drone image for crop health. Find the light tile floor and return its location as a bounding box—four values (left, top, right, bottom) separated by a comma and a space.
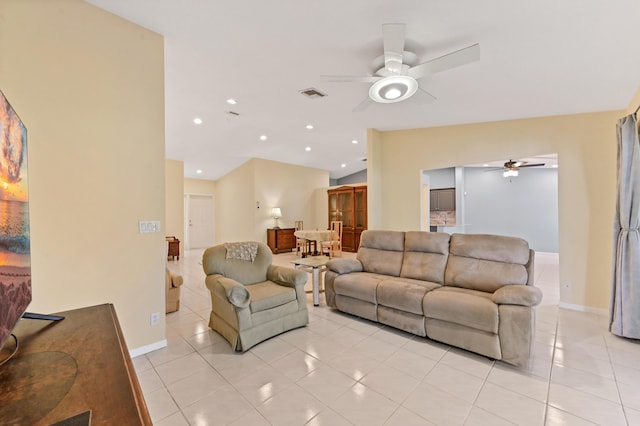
135, 249, 640, 425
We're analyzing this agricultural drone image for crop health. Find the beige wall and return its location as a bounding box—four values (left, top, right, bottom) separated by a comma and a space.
165, 160, 184, 253
254, 159, 329, 236
215, 160, 256, 243
215, 158, 329, 243
185, 178, 216, 195
0, 1, 166, 350
369, 111, 622, 311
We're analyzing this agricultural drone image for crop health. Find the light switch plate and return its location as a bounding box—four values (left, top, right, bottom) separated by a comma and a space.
139, 220, 161, 234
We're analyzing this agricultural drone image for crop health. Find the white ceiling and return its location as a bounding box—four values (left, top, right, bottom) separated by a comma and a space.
86, 0, 640, 181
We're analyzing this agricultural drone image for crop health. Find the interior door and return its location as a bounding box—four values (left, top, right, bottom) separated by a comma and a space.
186, 194, 215, 249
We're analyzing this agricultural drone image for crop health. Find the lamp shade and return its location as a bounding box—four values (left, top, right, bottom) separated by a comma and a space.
272, 207, 282, 218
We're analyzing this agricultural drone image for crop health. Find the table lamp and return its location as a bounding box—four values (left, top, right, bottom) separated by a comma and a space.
272, 207, 282, 229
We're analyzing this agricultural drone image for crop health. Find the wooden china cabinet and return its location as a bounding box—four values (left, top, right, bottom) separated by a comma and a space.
327, 185, 367, 252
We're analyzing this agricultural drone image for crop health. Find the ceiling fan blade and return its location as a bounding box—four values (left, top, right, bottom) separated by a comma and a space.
321, 75, 382, 83
409, 43, 480, 80
414, 87, 438, 103
352, 97, 374, 112
382, 23, 406, 74
519, 163, 546, 168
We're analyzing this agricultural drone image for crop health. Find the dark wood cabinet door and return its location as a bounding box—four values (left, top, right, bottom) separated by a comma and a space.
327, 185, 367, 252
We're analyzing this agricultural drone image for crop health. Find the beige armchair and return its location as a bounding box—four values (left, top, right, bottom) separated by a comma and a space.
166, 267, 184, 313
202, 241, 309, 351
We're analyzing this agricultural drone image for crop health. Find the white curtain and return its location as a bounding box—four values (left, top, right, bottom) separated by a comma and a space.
610, 113, 640, 338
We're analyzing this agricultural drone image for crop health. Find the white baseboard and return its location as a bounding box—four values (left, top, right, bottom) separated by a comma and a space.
129, 339, 167, 358
558, 302, 608, 317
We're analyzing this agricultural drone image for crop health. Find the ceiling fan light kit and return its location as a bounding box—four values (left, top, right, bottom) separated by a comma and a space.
323, 23, 480, 110
369, 75, 418, 103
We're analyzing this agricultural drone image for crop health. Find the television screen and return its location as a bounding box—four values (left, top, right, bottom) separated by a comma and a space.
0, 90, 31, 352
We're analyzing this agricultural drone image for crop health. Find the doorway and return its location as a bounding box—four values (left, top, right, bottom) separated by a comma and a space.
184, 194, 215, 249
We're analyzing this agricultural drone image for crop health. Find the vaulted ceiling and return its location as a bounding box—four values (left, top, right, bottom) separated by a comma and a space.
86, 0, 640, 180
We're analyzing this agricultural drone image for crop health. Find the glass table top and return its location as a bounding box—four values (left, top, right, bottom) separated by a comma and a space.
291, 255, 330, 268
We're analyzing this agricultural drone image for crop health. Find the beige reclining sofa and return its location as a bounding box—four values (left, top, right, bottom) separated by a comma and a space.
324, 230, 542, 367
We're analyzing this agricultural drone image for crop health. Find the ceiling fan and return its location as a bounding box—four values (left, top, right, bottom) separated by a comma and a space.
497, 160, 546, 177
322, 23, 480, 111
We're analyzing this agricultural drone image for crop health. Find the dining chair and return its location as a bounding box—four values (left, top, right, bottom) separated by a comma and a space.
294, 220, 308, 257
320, 220, 343, 257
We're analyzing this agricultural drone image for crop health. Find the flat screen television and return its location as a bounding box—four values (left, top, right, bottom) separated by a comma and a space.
0, 89, 32, 356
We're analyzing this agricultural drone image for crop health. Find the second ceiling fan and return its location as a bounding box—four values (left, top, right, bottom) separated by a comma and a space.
322, 23, 480, 111
497, 159, 546, 177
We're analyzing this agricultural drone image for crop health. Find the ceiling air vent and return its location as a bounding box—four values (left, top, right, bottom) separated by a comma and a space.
225, 110, 240, 117
299, 88, 327, 99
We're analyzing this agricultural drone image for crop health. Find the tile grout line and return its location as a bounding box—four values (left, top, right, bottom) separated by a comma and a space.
541, 310, 560, 426
604, 333, 632, 426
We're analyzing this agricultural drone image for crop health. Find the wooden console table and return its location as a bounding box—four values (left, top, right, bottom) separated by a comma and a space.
0, 304, 151, 425
267, 228, 295, 254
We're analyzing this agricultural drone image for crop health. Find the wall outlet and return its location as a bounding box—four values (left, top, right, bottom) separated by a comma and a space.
150, 312, 160, 326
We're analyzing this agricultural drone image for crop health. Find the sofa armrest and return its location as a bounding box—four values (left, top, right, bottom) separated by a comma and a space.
267, 265, 307, 288
327, 258, 363, 274
217, 276, 251, 308
492, 285, 542, 307
171, 274, 184, 288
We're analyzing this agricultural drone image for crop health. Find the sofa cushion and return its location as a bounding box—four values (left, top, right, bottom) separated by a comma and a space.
334, 272, 383, 304
377, 278, 441, 315
357, 230, 405, 276
445, 233, 530, 293
449, 233, 530, 265
445, 256, 528, 293
359, 230, 406, 251
247, 281, 297, 313
400, 231, 450, 283
423, 287, 499, 333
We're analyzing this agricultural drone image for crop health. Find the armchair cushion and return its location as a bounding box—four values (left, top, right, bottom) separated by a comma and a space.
248, 281, 297, 313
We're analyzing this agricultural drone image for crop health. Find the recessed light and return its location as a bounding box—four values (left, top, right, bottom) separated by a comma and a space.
305, 147, 311, 152
193, 117, 203, 125
196, 169, 203, 174
226, 98, 237, 105
352, 140, 358, 144
260, 135, 267, 141
306, 124, 314, 130
341, 163, 346, 168
483, 164, 489, 167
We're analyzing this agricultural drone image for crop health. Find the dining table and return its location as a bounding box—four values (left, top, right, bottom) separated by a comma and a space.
294, 229, 332, 257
